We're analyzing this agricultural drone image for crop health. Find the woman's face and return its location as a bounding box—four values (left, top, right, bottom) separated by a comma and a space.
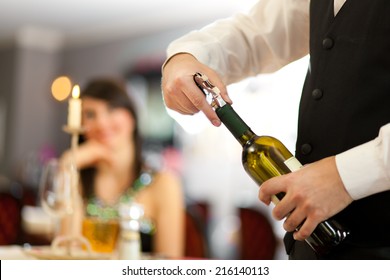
82, 97, 135, 148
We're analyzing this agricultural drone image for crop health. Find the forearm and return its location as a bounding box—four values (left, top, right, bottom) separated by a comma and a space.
60, 148, 94, 170
60, 141, 109, 170
336, 123, 390, 200
166, 0, 310, 85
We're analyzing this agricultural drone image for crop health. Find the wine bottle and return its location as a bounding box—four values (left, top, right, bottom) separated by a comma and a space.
194, 72, 350, 256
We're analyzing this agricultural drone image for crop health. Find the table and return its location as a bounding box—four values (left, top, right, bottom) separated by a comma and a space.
0, 245, 36, 260
0, 245, 164, 260
0, 245, 116, 260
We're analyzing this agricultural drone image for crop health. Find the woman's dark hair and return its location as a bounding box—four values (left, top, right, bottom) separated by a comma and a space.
79, 77, 143, 199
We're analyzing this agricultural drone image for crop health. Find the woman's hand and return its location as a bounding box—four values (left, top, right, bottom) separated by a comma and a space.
258, 156, 353, 240
161, 53, 231, 127
60, 140, 112, 169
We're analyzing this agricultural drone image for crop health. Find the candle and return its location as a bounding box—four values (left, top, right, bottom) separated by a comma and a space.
67, 85, 82, 129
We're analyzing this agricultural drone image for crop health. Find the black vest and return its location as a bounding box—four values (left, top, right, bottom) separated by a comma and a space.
296, 0, 390, 246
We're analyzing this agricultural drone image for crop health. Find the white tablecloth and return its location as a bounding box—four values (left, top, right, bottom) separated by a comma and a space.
0, 245, 36, 260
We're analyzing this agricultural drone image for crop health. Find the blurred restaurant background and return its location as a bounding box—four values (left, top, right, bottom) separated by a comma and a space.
0, 0, 309, 259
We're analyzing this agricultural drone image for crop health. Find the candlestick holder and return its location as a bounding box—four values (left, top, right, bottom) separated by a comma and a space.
47, 125, 92, 256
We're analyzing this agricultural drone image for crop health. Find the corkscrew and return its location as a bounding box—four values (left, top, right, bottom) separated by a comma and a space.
193, 72, 226, 108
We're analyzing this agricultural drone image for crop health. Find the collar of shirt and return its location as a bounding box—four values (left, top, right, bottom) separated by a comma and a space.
334, 0, 347, 15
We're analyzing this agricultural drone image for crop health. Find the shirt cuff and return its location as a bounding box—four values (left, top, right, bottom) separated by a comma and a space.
335, 139, 390, 200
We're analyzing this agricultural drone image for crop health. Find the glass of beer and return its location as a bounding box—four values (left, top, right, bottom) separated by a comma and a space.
82, 217, 119, 253
82, 202, 120, 253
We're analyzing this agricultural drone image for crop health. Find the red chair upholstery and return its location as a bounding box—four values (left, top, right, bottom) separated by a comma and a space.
0, 192, 22, 245
184, 203, 210, 259
238, 207, 276, 259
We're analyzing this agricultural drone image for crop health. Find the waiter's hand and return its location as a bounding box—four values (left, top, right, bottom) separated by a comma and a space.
258, 156, 353, 241
161, 53, 231, 127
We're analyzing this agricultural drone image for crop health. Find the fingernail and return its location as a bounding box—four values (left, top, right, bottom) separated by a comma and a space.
212, 119, 221, 127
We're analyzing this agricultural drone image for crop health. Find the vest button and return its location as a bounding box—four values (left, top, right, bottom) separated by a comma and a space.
301, 144, 312, 155
322, 38, 334, 49
312, 89, 323, 100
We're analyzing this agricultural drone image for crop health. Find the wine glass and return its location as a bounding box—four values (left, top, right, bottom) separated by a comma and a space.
39, 158, 74, 219
39, 158, 92, 255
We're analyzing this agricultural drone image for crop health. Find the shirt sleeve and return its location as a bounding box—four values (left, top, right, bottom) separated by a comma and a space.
336, 123, 390, 200
165, 0, 310, 85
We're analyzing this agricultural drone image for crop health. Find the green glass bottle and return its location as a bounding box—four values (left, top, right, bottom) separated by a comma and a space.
194, 73, 350, 256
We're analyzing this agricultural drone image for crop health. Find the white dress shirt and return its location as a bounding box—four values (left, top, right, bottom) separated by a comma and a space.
165, 0, 390, 200
334, 0, 346, 15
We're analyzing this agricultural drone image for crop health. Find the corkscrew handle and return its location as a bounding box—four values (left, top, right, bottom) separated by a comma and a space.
193, 72, 226, 108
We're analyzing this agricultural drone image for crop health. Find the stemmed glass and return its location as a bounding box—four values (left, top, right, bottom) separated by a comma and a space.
39, 159, 73, 219
39, 158, 91, 255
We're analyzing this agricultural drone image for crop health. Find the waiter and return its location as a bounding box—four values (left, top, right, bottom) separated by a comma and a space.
161, 0, 390, 259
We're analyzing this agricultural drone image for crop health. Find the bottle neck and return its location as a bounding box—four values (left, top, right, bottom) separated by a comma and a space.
215, 103, 256, 146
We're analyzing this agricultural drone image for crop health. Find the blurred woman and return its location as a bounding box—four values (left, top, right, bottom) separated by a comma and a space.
61, 77, 184, 258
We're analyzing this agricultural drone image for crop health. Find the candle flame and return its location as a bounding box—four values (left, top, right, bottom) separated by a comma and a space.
72, 85, 80, 99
